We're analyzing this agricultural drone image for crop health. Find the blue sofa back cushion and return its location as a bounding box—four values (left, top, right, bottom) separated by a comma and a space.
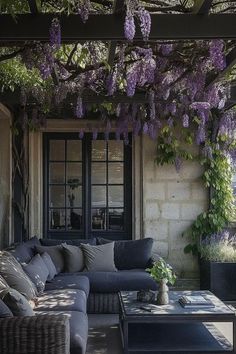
40, 238, 96, 246
97, 238, 153, 270
8, 236, 41, 263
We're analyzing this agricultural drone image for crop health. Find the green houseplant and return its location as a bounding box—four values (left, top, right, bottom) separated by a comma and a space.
147, 258, 177, 305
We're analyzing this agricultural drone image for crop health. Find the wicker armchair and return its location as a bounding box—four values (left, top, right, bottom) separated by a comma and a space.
0, 314, 70, 354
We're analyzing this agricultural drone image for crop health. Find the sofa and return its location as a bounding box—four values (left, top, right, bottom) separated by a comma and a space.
0, 236, 157, 354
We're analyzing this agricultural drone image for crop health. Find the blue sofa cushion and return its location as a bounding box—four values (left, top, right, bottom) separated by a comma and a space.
35, 289, 87, 313
45, 275, 90, 298
97, 238, 153, 270
36, 311, 88, 354
40, 238, 96, 246
82, 269, 158, 293
0, 298, 13, 318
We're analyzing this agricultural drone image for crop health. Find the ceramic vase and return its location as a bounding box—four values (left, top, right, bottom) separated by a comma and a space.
156, 279, 169, 305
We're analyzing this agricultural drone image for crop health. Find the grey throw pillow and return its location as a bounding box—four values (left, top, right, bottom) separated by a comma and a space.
1, 288, 35, 317
0, 298, 13, 318
0, 251, 38, 300
81, 242, 117, 272
22, 254, 49, 294
62, 243, 84, 272
35, 245, 64, 274
41, 252, 57, 281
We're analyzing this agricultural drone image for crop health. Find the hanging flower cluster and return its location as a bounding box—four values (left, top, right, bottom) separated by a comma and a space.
124, 0, 151, 41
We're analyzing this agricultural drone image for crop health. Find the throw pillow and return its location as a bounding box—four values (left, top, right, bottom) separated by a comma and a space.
22, 254, 49, 294
97, 237, 154, 270
81, 242, 117, 272
1, 288, 35, 317
35, 245, 64, 274
62, 243, 84, 272
0, 251, 38, 300
0, 298, 13, 318
40, 252, 57, 281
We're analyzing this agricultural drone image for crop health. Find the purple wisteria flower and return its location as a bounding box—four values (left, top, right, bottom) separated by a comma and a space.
50, 18, 61, 49
190, 102, 211, 111
196, 124, 206, 145
143, 122, 149, 134
126, 66, 138, 96
182, 114, 189, 128
161, 44, 173, 56
106, 70, 117, 96
124, 15, 135, 41
76, 96, 84, 118
77, 0, 91, 23
209, 39, 226, 71
138, 8, 151, 41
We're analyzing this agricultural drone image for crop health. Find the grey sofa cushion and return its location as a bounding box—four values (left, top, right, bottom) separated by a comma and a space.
34, 289, 87, 313
81, 242, 117, 272
36, 310, 88, 354
35, 245, 64, 273
0, 251, 38, 300
44, 274, 90, 298
41, 252, 57, 280
97, 237, 154, 270
82, 269, 158, 293
62, 243, 84, 272
1, 288, 35, 317
22, 254, 49, 294
0, 298, 13, 318
40, 238, 96, 246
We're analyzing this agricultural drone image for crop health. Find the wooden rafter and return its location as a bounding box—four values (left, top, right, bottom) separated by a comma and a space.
193, 0, 214, 14
0, 14, 236, 42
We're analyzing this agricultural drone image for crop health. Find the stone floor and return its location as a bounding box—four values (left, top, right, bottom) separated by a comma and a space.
86, 314, 233, 354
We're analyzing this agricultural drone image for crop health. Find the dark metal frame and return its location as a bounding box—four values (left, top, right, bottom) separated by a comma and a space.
43, 132, 132, 240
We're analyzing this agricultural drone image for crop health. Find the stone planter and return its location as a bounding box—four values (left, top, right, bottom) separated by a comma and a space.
156, 279, 169, 305
200, 259, 236, 301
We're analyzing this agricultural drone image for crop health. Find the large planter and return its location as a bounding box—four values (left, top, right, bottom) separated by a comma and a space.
200, 259, 236, 301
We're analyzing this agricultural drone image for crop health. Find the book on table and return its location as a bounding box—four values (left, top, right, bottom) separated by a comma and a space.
179, 295, 215, 309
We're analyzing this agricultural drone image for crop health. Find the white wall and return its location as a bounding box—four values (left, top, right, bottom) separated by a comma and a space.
0, 104, 12, 248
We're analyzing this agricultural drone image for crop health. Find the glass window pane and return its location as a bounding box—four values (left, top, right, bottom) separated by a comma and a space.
109, 209, 124, 231
108, 141, 123, 161
108, 186, 123, 207
66, 186, 82, 207
49, 186, 65, 207
108, 163, 123, 184
67, 209, 82, 230
91, 163, 106, 184
50, 140, 65, 161
92, 141, 106, 161
49, 163, 65, 184
67, 140, 82, 161
67, 163, 82, 185
92, 209, 106, 230
50, 209, 65, 230
92, 186, 106, 207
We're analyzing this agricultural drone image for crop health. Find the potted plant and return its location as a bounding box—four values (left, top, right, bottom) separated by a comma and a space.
146, 258, 177, 305
199, 230, 236, 301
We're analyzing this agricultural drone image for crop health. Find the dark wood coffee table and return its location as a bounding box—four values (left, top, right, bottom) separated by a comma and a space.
119, 290, 236, 354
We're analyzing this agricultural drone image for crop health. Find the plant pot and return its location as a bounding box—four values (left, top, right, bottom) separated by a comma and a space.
200, 259, 236, 301
156, 279, 169, 305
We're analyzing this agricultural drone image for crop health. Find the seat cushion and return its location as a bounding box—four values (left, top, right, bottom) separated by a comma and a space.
82, 269, 158, 293
34, 289, 87, 313
97, 237, 153, 270
40, 238, 96, 246
45, 274, 90, 298
36, 311, 88, 354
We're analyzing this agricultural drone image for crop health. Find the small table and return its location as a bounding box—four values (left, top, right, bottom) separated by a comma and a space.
119, 290, 236, 354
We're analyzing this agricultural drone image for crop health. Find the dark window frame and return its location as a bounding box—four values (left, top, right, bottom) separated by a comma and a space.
43, 132, 132, 240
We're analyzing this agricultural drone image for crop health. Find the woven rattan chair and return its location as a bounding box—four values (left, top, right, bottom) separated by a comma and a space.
0, 314, 70, 354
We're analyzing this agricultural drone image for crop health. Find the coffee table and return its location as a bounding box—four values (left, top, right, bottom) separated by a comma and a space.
119, 290, 236, 354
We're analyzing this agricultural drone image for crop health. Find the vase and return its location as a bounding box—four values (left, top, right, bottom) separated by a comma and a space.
156, 279, 169, 305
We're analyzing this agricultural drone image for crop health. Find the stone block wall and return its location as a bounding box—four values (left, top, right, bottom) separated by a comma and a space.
142, 135, 208, 278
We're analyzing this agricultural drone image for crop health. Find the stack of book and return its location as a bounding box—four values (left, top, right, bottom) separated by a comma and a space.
179, 295, 215, 309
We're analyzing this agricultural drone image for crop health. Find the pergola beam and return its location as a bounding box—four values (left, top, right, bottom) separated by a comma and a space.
193, 0, 214, 14
0, 14, 236, 42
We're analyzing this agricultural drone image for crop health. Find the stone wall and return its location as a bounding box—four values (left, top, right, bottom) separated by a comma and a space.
142, 135, 208, 278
